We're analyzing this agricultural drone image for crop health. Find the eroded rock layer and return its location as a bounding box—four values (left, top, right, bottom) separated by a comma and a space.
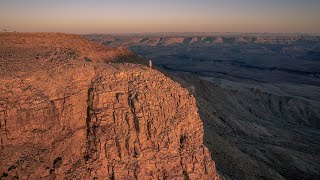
0, 33, 217, 179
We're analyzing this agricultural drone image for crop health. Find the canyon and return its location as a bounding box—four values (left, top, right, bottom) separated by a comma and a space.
87, 33, 320, 179
1, 32, 319, 179
0, 33, 218, 179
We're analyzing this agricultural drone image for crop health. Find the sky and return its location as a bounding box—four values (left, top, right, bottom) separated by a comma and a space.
0, 0, 320, 33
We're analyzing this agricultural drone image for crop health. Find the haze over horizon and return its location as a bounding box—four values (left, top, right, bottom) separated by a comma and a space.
1, 0, 320, 34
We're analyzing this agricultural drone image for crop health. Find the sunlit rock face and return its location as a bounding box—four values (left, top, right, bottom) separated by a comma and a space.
0, 33, 218, 179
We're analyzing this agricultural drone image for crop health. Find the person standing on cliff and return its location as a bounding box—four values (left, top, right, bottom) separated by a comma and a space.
149, 60, 152, 68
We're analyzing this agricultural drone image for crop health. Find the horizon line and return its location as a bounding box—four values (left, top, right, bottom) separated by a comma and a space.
1, 31, 320, 36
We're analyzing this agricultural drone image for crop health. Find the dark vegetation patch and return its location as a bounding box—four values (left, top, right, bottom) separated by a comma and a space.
84, 57, 92, 62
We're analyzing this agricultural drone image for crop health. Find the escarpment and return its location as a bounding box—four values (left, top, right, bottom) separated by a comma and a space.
0, 33, 218, 179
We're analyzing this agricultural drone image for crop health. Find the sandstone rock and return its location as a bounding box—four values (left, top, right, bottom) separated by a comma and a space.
0, 33, 218, 179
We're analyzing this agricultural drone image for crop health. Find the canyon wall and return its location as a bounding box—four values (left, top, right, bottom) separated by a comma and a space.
0, 33, 218, 179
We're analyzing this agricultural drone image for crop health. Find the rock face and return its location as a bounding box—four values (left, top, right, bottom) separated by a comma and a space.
0, 33, 218, 179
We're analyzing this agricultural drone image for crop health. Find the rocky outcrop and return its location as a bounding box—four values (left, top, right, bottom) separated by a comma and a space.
0, 33, 218, 179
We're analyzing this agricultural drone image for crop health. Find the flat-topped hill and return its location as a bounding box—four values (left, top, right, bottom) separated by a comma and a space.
0, 33, 134, 77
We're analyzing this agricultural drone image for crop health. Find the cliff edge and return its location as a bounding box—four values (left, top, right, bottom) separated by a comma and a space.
0, 33, 218, 179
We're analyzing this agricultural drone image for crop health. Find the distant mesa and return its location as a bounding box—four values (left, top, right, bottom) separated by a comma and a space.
213, 37, 223, 43
86, 34, 318, 47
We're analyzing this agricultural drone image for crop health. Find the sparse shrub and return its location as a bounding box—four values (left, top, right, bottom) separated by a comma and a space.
102, 41, 113, 46
84, 57, 92, 62
113, 54, 148, 66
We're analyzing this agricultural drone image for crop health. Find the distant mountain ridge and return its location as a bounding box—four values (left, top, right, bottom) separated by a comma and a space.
86, 34, 320, 47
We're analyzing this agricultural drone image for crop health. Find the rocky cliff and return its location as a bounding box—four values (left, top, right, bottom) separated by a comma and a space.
0, 33, 218, 179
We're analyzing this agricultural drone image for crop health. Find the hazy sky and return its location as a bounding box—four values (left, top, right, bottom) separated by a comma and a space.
1, 0, 320, 33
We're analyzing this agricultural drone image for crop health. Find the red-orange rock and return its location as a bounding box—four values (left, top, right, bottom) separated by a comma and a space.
0, 33, 218, 179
